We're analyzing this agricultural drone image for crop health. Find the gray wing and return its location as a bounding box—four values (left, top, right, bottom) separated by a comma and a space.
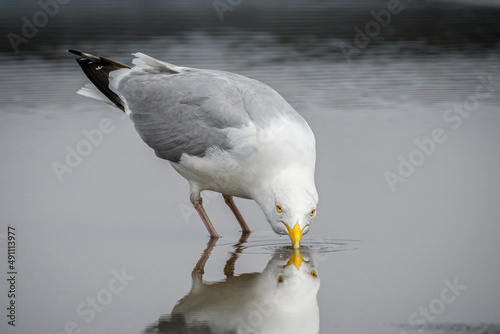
116, 69, 252, 162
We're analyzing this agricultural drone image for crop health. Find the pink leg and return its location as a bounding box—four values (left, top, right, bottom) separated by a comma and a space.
190, 194, 219, 239
222, 194, 251, 234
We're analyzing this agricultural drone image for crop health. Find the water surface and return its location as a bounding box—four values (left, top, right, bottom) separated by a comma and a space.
1, 1, 500, 333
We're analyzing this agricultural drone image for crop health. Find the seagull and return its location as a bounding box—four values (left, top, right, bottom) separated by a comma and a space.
68, 50, 318, 248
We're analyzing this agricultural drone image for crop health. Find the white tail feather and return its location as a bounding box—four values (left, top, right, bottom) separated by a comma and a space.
77, 84, 117, 108
131, 52, 183, 74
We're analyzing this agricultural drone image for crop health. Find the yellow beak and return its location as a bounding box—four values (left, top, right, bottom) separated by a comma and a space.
285, 249, 305, 270
284, 222, 303, 249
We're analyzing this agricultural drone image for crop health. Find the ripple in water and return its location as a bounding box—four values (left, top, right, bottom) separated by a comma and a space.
219, 232, 360, 255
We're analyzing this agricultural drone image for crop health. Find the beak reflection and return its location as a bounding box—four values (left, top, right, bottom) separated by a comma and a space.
284, 248, 308, 270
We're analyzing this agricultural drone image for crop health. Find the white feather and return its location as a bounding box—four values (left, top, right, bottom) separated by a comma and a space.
76, 84, 116, 108
131, 52, 185, 74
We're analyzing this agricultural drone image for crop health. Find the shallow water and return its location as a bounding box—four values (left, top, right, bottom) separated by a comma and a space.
1, 1, 500, 334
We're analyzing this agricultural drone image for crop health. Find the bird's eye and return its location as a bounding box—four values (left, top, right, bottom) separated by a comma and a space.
277, 275, 284, 283
276, 205, 283, 213
311, 270, 317, 278
310, 209, 316, 217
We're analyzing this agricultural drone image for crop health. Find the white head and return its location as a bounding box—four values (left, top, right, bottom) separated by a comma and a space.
256, 168, 319, 248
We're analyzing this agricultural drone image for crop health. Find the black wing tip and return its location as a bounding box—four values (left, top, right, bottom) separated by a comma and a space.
67, 49, 81, 56
67, 49, 129, 112
67, 49, 103, 63
67, 49, 131, 70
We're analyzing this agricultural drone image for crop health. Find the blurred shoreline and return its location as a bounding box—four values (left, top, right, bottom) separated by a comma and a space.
1, 0, 499, 56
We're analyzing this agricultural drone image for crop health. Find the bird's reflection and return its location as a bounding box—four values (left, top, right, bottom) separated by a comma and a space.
146, 235, 320, 334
